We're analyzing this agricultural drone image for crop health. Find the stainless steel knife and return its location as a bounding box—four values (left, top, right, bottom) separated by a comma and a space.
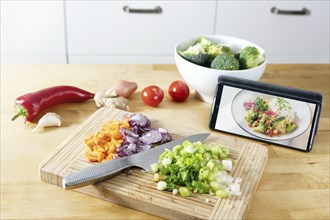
62, 133, 210, 190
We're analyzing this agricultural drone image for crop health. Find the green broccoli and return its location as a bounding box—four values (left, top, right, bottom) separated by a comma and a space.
210, 53, 240, 70
238, 46, 265, 69
197, 36, 214, 50
197, 37, 234, 61
254, 97, 269, 111
178, 44, 211, 66
208, 45, 235, 61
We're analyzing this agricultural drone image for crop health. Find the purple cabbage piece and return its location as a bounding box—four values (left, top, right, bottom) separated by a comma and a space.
116, 113, 172, 157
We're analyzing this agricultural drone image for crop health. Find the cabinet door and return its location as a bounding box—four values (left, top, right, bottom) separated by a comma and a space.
66, 1, 216, 63
215, 1, 329, 63
1, 1, 66, 64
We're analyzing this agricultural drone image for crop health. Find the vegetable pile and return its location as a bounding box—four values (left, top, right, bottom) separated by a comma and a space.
85, 113, 172, 162
151, 140, 241, 198
178, 36, 265, 70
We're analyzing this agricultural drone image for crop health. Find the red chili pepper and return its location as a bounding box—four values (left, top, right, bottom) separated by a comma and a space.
12, 85, 94, 122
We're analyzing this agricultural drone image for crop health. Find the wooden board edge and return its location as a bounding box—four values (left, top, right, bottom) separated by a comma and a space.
75, 185, 203, 220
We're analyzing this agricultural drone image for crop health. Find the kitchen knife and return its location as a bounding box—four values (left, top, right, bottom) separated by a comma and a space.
62, 133, 210, 190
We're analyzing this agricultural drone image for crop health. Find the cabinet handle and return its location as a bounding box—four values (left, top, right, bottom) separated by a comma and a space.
123, 5, 162, 14
271, 7, 310, 15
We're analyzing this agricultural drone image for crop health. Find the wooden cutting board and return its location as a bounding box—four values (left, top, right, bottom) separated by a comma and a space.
39, 107, 268, 220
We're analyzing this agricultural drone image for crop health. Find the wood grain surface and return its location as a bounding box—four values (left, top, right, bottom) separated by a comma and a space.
1, 64, 329, 219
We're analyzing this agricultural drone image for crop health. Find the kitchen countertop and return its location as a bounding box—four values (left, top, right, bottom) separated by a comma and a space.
1, 64, 329, 219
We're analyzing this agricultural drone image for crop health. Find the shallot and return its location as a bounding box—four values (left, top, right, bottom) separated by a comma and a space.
105, 80, 138, 98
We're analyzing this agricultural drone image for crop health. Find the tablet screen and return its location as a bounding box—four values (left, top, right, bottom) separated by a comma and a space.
211, 85, 318, 151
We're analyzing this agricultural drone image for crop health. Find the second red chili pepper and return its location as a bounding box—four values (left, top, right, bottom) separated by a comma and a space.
12, 85, 95, 123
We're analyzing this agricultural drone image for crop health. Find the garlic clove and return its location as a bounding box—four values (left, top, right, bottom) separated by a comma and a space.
32, 112, 61, 133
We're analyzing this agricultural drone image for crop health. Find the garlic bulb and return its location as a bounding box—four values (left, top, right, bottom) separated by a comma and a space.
32, 113, 61, 133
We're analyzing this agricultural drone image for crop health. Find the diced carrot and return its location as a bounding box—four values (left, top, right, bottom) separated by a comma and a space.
109, 144, 116, 153
85, 152, 98, 162
84, 118, 130, 162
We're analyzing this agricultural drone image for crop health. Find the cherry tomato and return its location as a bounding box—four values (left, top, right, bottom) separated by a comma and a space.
141, 85, 164, 107
168, 80, 190, 102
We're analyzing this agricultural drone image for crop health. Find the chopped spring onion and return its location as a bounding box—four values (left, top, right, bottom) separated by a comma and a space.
153, 173, 160, 182
222, 159, 233, 171
157, 181, 167, 191
150, 163, 159, 173
179, 187, 190, 197
152, 141, 241, 198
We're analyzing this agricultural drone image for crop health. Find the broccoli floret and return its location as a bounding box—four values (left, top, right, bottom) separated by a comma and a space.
206, 44, 221, 59
254, 97, 269, 111
238, 46, 265, 69
178, 44, 211, 66
219, 46, 234, 56
197, 37, 234, 61
208, 45, 235, 61
210, 53, 240, 70
234, 51, 240, 60
197, 36, 214, 50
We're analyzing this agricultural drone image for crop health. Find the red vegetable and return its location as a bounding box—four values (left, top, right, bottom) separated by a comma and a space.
141, 85, 164, 107
168, 80, 190, 102
12, 86, 94, 122
264, 109, 276, 117
243, 101, 254, 110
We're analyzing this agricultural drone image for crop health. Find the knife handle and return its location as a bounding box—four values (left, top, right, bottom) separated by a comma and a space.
62, 157, 132, 190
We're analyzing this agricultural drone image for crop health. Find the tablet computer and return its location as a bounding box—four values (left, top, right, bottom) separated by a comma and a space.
209, 76, 322, 152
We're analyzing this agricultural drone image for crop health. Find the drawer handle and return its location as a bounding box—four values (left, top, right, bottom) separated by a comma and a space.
123, 5, 162, 14
271, 7, 310, 15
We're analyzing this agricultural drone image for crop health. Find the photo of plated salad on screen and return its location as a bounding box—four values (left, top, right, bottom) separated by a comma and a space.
231, 90, 312, 141
243, 97, 298, 137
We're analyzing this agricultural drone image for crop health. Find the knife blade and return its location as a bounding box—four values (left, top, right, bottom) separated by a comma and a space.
62, 133, 210, 190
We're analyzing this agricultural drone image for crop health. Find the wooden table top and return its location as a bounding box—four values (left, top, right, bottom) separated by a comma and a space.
1, 64, 329, 219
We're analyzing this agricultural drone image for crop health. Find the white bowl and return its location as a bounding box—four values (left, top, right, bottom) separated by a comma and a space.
175, 35, 267, 104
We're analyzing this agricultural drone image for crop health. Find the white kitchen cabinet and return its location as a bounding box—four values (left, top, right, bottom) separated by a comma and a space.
215, 1, 329, 63
1, 1, 67, 64
1, 1, 328, 64
65, 1, 217, 64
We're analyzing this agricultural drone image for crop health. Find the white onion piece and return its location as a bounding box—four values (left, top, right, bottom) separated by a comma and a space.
222, 159, 233, 171
229, 183, 242, 196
